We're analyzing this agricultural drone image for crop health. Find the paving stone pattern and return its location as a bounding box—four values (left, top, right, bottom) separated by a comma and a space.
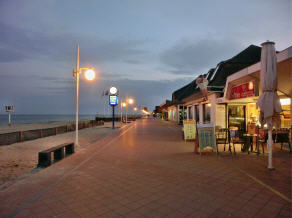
0, 119, 291, 217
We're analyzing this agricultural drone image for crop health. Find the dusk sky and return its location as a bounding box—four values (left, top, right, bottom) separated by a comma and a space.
0, 0, 291, 114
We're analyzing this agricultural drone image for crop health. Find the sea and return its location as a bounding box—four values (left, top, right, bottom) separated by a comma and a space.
0, 114, 96, 126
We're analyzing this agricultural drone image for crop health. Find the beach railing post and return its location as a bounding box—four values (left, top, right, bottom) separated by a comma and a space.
19, 131, 23, 142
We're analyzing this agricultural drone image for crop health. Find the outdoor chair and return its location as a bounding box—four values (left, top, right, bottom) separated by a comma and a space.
277, 129, 291, 152
215, 128, 232, 153
230, 130, 248, 154
256, 129, 266, 155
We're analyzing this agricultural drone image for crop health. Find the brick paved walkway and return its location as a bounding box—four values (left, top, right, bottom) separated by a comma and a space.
0, 119, 291, 217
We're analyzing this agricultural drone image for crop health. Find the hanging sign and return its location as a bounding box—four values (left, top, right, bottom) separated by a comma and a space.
183, 120, 196, 140
109, 95, 118, 106
196, 76, 209, 100
229, 81, 255, 100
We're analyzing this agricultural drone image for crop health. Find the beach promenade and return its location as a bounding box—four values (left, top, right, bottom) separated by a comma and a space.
0, 119, 291, 217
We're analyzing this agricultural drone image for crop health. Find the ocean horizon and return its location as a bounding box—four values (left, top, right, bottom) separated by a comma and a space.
0, 114, 97, 126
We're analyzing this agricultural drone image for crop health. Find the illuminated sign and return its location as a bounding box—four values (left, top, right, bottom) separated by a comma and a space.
109, 95, 118, 106
230, 81, 256, 100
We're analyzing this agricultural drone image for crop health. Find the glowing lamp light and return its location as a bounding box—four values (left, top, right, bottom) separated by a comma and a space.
128, 98, 134, 104
122, 102, 127, 107
110, 87, 118, 95
134, 107, 137, 111
206, 103, 211, 107
84, 69, 95, 81
280, 98, 291, 105
248, 81, 254, 90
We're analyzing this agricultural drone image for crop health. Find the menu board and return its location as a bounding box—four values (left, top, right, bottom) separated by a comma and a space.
183, 120, 196, 140
197, 124, 218, 154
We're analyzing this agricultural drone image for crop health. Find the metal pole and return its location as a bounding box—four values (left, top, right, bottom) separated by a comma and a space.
120, 101, 123, 123
126, 105, 128, 123
268, 129, 273, 169
75, 45, 80, 146
8, 112, 11, 126
112, 106, 115, 129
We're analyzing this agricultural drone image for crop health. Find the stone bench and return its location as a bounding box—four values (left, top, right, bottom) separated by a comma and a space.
38, 143, 74, 167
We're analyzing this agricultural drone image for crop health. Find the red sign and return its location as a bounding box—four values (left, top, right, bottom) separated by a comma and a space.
230, 81, 255, 100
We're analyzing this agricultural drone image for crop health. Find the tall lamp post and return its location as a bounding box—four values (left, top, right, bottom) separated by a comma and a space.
133, 107, 137, 119
73, 45, 96, 146
109, 87, 118, 129
121, 102, 127, 123
126, 98, 134, 123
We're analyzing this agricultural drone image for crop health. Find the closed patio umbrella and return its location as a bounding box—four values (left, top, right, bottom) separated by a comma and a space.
257, 41, 282, 170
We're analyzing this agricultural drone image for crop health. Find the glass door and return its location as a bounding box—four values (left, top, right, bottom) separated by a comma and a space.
228, 105, 246, 132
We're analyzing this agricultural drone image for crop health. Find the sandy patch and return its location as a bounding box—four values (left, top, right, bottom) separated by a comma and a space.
0, 121, 123, 189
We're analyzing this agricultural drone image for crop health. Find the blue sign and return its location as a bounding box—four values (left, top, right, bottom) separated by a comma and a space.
109, 95, 118, 106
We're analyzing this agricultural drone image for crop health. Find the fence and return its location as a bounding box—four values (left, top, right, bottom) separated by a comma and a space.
95, 115, 142, 122
0, 120, 104, 146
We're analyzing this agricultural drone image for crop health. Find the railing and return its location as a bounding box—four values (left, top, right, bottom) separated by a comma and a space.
0, 120, 104, 146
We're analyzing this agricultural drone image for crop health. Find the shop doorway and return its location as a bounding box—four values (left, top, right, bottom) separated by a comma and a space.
228, 105, 246, 132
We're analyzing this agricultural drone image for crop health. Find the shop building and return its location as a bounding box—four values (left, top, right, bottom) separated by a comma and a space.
159, 100, 172, 120
222, 45, 292, 131
181, 45, 262, 127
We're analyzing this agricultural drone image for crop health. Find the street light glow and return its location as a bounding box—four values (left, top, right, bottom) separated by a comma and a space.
134, 107, 137, 111
128, 98, 134, 104
110, 87, 118, 95
122, 102, 127, 107
84, 69, 95, 81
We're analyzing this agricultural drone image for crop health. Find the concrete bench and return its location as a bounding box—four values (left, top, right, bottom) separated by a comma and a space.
38, 143, 74, 167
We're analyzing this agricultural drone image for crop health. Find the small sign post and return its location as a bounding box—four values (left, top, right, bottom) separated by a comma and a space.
183, 120, 196, 141
197, 123, 218, 155
5, 106, 14, 126
109, 94, 118, 129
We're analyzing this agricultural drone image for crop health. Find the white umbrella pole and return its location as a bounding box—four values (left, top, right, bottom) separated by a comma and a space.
268, 129, 273, 169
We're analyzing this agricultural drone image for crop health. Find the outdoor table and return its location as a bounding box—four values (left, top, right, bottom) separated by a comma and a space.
243, 133, 258, 154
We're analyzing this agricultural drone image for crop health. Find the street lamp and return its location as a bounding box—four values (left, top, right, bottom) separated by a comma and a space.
126, 98, 134, 123
109, 86, 118, 129
128, 98, 134, 105
73, 45, 96, 146
133, 107, 137, 119
109, 86, 118, 95
121, 102, 127, 123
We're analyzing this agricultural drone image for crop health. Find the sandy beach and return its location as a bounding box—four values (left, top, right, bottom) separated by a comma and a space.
0, 120, 77, 134
0, 121, 124, 190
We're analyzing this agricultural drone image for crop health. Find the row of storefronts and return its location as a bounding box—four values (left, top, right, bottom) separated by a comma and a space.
159, 44, 292, 133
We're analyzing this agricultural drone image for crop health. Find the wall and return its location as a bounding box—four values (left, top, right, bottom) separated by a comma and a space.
0, 120, 104, 146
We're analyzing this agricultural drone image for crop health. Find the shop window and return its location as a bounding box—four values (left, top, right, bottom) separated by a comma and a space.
188, 107, 193, 120
228, 105, 246, 132
280, 99, 291, 128
203, 103, 211, 123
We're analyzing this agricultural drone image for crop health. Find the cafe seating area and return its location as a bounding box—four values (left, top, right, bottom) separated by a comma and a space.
215, 127, 292, 155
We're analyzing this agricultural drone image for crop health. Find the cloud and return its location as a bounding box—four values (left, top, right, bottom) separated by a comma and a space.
0, 73, 190, 114
123, 59, 141, 65
160, 38, 243, 75
0, 22, 148, 64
